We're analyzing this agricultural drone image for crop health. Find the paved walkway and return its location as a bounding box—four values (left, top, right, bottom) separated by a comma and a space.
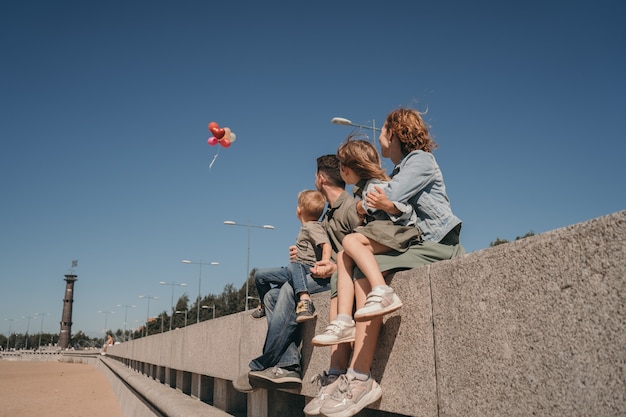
0, 359, 124, 417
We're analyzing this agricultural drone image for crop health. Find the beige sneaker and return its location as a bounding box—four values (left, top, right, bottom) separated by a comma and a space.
303, 371, 340, 416
354, 286, 402, 321
319, 374, 382, 417
311, 319, 355, 346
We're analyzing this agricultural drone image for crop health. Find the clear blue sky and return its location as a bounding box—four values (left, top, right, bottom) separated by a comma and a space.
1, 1, 624, 338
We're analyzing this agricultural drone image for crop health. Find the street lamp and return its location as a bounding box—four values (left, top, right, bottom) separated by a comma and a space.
175, 310, 188, 327
138, 295, 158, 336
116, 304, 136, 342
159, 281, 187, 331
98, 310, 115, 337
181, 260, 219, 324
4, 318, 16, 351
35, 313, 51, 349
331, 116, 381, 144
201, 304, 216, 320
224, 220, 275, 311
22, 315, 36, 350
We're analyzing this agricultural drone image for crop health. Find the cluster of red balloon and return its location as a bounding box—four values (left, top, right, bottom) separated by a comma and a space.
208, 121, 236, 148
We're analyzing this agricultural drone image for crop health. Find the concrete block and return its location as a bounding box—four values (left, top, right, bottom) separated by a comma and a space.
214, 376, 245, 414
432, 210, 626, 416
248, 389, 268, 417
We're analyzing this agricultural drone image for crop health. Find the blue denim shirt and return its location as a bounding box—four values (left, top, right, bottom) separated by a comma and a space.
379, 150, 462, 243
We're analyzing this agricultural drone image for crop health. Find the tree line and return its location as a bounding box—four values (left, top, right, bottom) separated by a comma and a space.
1, 271, 261, 351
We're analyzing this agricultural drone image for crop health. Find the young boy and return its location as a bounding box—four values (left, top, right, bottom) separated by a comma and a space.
252, 189, 331, 322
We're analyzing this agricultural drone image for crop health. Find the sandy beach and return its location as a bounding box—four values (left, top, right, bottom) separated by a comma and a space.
0, 360, 124, 417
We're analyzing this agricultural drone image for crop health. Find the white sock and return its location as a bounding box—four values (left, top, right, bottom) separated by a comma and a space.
336, 314, 353, 325
373, 284, 392, 293
347, 368, 369, 381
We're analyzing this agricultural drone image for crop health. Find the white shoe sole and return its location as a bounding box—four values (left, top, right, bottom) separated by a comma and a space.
312, 331, 355, 346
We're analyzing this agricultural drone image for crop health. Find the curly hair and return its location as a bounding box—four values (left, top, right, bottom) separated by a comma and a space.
384, 107, 437, 154
337, 135, 389, 181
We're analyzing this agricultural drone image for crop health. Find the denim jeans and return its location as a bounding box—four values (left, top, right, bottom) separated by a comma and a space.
288, 262, 312, 296
249, 274, 330, 372
254, 266, 290, 308
254, 263, 315, 305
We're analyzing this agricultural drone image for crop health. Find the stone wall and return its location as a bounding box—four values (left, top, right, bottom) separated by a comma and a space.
106, 210, 626, 417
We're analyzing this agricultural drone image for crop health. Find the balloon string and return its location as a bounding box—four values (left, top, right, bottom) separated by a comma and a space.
209, 148, 220, 170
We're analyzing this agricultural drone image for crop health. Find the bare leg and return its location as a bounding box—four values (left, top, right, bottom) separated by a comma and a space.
342, 233, 389, 289
336, 250, 356, 316
329, 296, 351, 371
312, 250, 358, 348
350, 278, 382, 374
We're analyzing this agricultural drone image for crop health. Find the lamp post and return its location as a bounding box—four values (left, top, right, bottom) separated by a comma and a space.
22, 315, 36, 350
175, 310, 188, 328
159, 281, 187, 331
181, 260, 219, 324
331, 116, 381, 143
35, 313, 51, 349
116, 304, 136, 342
138, 295, 158, 336
133, 320, 141, 339
201, 304, 216, 320
224, 220, 275, 311
98, 310, 115, 337
4, 318, 16, 351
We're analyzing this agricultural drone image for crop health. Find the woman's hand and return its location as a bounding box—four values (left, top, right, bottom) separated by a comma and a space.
289, 245, 297, 261
366, 186, 396, 213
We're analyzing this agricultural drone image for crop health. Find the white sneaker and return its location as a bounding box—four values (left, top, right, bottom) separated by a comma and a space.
354, 286, 402, 321
311, 319, 356, 346
303, 371, 340, 416
319, 374, 382, 417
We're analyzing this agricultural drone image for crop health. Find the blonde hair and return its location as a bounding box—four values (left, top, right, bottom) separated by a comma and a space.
298, 189, 326, 221
337, 136, 389, 181
384, 107, 437, 154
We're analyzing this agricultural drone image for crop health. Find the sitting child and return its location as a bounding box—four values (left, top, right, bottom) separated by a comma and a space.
252, 189, 331, 322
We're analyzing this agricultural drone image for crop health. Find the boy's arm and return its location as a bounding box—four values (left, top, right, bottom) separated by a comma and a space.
320, 242, 332, 262
310, 242, 333, 278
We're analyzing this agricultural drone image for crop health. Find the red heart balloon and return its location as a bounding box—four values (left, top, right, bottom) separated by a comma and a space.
213, 128, 225, 139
